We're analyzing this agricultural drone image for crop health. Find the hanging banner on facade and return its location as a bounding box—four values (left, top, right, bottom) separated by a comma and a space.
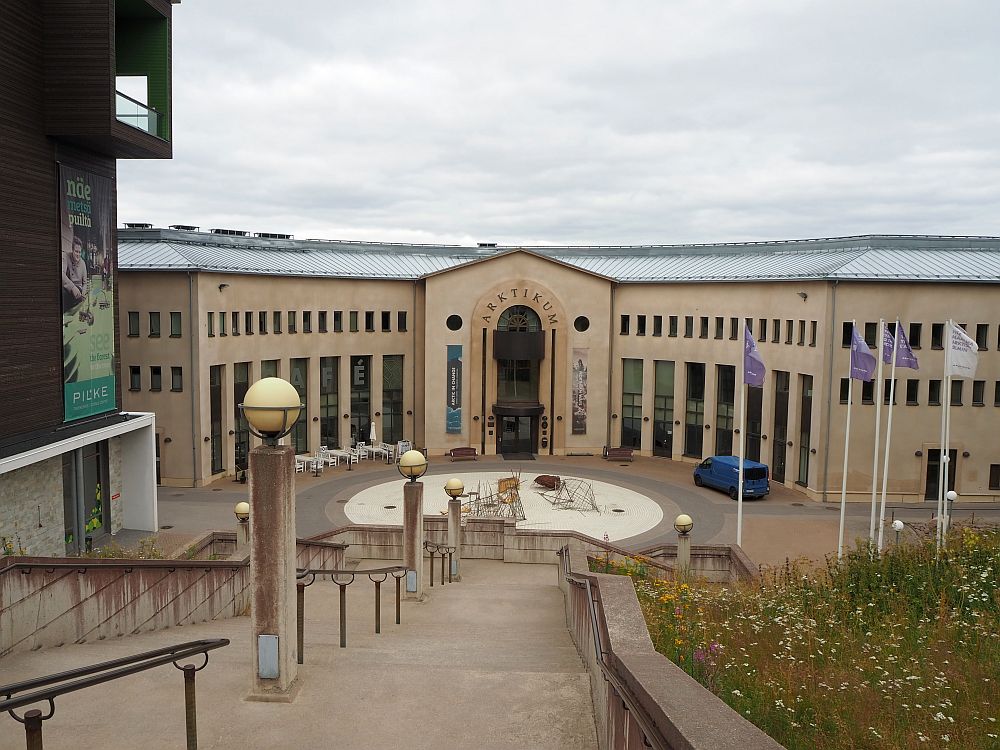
446, 345, 462, 433
59, 166, 115, 422
572, 348, 588, 434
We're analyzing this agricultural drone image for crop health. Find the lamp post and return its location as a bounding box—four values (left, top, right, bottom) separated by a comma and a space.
239, 377, 302, 701
234, 501, 250, 558
445, 477, 464, 581
944, 490, 958, 537
674, 513, 693, 579
398, 449, 428, 599
891, 518, 904, 547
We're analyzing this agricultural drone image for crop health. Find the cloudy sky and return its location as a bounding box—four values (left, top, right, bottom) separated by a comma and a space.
118, 1, 1000, 246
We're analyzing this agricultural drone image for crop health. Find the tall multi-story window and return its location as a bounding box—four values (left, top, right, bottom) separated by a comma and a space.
746, 385, 763, 461
797, 374, 813, 485
210, 365, 223, 474
234, 363, 250, 476
772, 371, 790, 482
382, 355, 404, 443
320, 357, 340, 448
652, 360, 674, 457
715, 365, 735, 455
684, 362, 705, 458
621, 359, 643, 449
290, 358, 308, 453
350, 355, 371, 446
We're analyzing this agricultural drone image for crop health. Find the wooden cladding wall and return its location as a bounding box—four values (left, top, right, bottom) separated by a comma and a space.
0, 1, 119, 445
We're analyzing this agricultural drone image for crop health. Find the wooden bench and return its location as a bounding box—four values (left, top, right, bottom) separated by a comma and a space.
449, 447, 478, 462
603, 446, 634, 462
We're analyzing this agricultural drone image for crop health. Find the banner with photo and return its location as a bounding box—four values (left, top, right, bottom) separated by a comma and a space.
572, 348, 588, 434
446, 344, 462, 433
60, 166, 116, 421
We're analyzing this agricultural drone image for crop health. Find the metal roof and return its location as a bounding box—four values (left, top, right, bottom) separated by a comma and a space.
117, 229, 1000, 283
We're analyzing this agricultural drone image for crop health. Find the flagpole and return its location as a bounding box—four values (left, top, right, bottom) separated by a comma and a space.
877, 319, 900, 552
936, 321, 949, 552
737, 378, 746, 547
942, 320, 954, 540
837, 319, 855, 560
868, 319, 885, 545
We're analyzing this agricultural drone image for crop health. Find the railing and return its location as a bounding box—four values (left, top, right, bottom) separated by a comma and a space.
115, 91, 161, 136
422, 541, 456, 586
295, 566, 407, 657
0, 638, 228, 750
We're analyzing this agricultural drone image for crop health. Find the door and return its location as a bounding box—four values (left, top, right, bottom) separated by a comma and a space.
499, 416, 534, 454
925, 449, 957, 501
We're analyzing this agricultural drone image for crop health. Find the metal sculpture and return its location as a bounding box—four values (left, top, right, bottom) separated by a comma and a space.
541, 477, 599, 513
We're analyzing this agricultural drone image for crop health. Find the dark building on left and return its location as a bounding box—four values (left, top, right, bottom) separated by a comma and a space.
0, 0, 179, 555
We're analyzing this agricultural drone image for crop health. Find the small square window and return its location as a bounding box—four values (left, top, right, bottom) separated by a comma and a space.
684, 316, 693, 338
668, 315, 678, 337
171, 366, 183, 392
636, 315, 646, 336
365, 311, 375, 332
397, 311, 407, 332
620, 315, 630, 335
972, 380, 985, 406
150, 366, 162, 392
128, 311, 139, 337
149, 312, 161, 338
350, 311, 359, 332
288, 311, 297, 334
699, 316, 708, 339
909, 322, 922, 349
319, 311, 328, 333
303, 311, 312, 333
259, 311, 268, 334
653, 315, 662, 337
381, 311, 391, 332
928, 379, 942, 406
905, 379, 919, 405
931, 323, 944, 349
170, 311, 182, 337
129, 366, 141, 391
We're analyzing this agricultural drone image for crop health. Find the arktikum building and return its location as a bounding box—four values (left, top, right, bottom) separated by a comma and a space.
0, 0, 178, 556
118, 229, 1000, 504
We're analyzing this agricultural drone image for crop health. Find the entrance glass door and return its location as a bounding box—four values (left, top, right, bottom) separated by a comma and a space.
925, 449, 957, 501
499, 416, 534, 454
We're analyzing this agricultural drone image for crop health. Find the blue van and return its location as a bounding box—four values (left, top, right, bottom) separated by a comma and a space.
693, 455, 770, 500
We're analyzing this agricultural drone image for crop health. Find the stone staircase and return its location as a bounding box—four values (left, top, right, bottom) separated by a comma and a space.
0, 559, 597, 750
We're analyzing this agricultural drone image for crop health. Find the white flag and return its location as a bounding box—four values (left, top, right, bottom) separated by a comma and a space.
946, 323, 979, 379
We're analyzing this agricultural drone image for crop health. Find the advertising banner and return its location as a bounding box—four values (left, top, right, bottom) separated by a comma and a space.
60, 166, 116, 421
446, 344, 462, 433
572, 348, 588, 434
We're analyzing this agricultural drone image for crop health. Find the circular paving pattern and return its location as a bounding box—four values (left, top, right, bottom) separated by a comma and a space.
345, 470, 663, 541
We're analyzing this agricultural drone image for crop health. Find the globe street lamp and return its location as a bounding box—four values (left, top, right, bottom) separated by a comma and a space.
674, 513, 693, 579
445, 478, 465, 580
945, 490, 958, 536
234, 501, 250, 545
397, 449, 428, 598
240, 377, 302, 447
891, 518, 904, 546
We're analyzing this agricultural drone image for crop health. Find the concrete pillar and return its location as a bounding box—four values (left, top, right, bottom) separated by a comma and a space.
448, 498, 462, 580
402, 480, 424, 599
247, 445, 299, 701
677, 533, 691, 580
234, 519, 250, 560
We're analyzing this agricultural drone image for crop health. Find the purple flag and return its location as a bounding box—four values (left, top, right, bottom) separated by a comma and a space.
881, 324, 895, 365
743, 325, 765, 387
850, 325, 877, 381
882, 323, 919, 369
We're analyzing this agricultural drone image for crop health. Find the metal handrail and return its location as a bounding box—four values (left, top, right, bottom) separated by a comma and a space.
0, 557, 244, 574
558, 547, 667, 750
423, 541, 456, 585
0, 638, 228, 749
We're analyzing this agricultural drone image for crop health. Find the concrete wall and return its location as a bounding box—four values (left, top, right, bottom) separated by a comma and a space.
0, 457, 64, 557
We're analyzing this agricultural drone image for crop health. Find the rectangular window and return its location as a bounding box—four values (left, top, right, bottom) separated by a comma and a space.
234, 363, 251, 476
684, 316, 694, 338
350, 355, 371, 446
365, 311, 375, 332
931, 323, 944, 349
128, 311, 139, 337
797, 375, 813, 485
684, 362, 705, 458
350, 311, 359, 332
809, 321, 817, 347
653, 361, 675, 457
244, 311, 253, 335
382, 355, 405, 443
730, 317, 739, 340
621, 359, 643, 449
972, 380, 985, 406
382, 311, 391, 332
883, 378, 897, 405
909, 322, 922, 349
620, 315, 630, 335
668, 315, 678, 337
397, 311, 407, 332
288, 311, 297, 334
758, 318, 767, 342
149, 312, 161, 338
862, 380, 875, 404
841, 322, 852, 347
772, 319, 780, 343
636, 315, 647, 336
745, 317, 753, 335
785, 320, 793, 344
209, 365, 223, 474
303, 311, 312, 333
839, 378, 849, 404
150, 366, 162, 391
207, 312, 215, 337
290, 358, 308, 452
129, 366, 140, 391
990, 465, 1000, 491
232, 311, 240, 335
715, 364, 735, 456
170, 311, 182, 337
798, 320, 806, 346
714, 316, 724, 340
320, 357, 340, 448
335, 311, 343, 333
995, 381, 1000, 406
976, 324, 989, 351
864, 322, 877, 347
906, 379, 919, 405
259, 311, 268, 334
261, 359, 278, 378
273, 311, 282, 334
950, 380, 963, 406
699, 316, 709, 339
171, 366, 183, 392
319, 311, 328, 333
929, 379, 942, 406
653, 315, 663, 337
218, 313, 227, 335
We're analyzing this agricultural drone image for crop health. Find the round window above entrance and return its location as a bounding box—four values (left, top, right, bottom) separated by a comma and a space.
446, 314, 463, 331
574, 316, 590, 332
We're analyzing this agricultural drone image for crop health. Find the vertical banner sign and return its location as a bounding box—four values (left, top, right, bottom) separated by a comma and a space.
60, 166, 115, 421
446, 345, 463, 433
572, 348, 588, 434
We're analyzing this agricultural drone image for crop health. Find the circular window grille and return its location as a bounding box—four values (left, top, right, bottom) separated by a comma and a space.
446, 314, 463, 331
574, 316, 590, 332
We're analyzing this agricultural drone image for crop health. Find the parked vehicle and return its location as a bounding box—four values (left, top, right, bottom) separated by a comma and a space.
693, 455, 770, 500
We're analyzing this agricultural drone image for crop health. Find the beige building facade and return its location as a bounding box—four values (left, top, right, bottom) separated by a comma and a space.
118, 229, 1000, 504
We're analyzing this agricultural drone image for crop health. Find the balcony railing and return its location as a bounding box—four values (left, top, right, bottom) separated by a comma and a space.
115, 91, 161, 137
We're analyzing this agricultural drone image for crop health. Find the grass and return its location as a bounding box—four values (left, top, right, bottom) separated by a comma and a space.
599, 528, 1000, 749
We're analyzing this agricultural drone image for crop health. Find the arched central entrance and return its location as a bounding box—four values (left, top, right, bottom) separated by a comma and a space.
494, 305, 544, 456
